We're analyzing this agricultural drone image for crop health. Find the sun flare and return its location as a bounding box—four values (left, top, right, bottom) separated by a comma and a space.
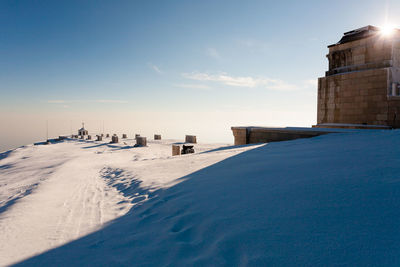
381, 24, 395, 36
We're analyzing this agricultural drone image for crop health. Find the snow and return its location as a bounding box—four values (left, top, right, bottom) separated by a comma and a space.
0, 138, 256, 266
1, 131, 400, 266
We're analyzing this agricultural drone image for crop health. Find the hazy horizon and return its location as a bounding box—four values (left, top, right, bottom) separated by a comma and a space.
0, 107, 316, 152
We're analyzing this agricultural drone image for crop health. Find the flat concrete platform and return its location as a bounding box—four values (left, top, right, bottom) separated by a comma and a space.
231, 126, 346, 145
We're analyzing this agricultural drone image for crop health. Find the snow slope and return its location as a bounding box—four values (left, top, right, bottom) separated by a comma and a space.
2, 130, 400, 266
0, 138, 256, 266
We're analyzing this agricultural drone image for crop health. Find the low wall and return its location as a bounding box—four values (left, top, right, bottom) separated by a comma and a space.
313, 123, 390, 130
231, 127, 336, 146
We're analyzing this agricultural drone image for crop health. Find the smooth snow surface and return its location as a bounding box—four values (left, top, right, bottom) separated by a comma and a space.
2, 131, 400, 266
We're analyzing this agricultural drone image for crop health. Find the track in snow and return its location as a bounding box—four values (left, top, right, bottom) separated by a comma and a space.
0, 148, 132, 266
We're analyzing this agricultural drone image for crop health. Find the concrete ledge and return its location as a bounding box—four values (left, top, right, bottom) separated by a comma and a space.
231, 126, 340, 145
313, 123, 391, 130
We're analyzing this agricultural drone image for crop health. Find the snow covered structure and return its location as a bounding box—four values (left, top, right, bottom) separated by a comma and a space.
78, 123, 88, 136
316, 25, 400, 129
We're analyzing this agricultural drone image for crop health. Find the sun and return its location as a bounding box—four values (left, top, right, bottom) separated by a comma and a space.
380, 24, 395, 36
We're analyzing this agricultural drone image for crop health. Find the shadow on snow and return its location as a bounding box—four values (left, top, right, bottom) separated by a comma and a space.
14, 131, 400, 266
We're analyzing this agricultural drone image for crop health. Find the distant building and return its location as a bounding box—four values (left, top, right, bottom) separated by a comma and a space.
316, 25, 400, 129
78, 123, 88, 136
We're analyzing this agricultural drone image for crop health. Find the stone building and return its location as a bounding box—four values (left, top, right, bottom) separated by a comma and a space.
231, 25, 400, 146
316, 25, 400, 128
78, 123, 88, 136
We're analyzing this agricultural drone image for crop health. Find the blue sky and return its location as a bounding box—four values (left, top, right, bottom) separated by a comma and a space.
1, 0, 399, 150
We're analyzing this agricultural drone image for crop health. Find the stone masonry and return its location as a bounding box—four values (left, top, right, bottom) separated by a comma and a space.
316, 25, 400, 128
231, 127, 333, 146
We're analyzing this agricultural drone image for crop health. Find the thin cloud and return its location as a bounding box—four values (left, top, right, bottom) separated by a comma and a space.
47, 100, 66, 104
174, 83, 211, 90
148, 63, 163, 74
182, 72, 297, 91
237, 38, 269, 52
206, 47, 221, 60
46, 99, 128, 104
94, 99, 128, 103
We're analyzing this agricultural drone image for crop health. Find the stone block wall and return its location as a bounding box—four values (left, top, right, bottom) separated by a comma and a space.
317, 68, 391, 126
231, 127, 332, 146
327, 36, 393, 76
231, 128, 247, 146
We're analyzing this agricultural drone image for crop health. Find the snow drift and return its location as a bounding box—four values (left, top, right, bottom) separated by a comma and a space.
2, 130, 400, 266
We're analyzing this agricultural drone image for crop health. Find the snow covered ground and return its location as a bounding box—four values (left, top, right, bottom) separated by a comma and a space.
1, 130, 400, 266
0, 137, 256, 266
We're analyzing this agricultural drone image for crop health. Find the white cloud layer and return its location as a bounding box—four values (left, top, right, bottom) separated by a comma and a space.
182, 72, 297, 91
